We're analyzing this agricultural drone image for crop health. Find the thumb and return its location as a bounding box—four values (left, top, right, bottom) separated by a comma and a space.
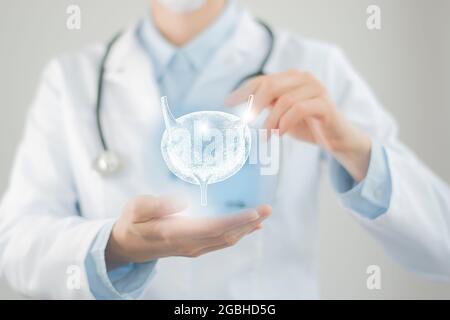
128, 194, 189, 223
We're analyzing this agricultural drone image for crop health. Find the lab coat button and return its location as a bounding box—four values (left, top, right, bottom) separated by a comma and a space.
225, 200, 246, 208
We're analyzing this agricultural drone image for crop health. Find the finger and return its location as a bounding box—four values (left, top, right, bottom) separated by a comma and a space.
197, 204, 271, 237
197, 224, 263, 256
253, 223, 263, 230
137, 207, 257, 241
278, 99, 327, 136
263, 85, 321, 132
222, 216, 264, 240
255, 204, 272, 220
219, 205, 270, 237
251, 72, 314, 116
305, 118, 333, 150
222, 204, 271, 238
226, 70, 305, 107
167, 209, 258, 240
130, 194, 189, 223
198, 205, 271, 246
226, 70, 307, 114
188, 204, 271, 240
225, 77, 262, 107
196, 243, 231, 256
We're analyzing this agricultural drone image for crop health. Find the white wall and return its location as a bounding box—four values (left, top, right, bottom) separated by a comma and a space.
0, 0, 449, 299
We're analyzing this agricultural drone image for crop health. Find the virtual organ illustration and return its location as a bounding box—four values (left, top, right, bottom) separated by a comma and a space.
160, 96, 253, 206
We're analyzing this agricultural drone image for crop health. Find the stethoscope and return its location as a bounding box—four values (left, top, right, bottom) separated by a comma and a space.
93, 20, 275, 176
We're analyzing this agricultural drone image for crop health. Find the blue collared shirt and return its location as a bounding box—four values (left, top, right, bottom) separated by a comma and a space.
85, 1, 392, 299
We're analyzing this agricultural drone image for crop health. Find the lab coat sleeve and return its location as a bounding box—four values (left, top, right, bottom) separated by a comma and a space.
86, 221, 156, 299
0, 60, 110, 299
326, 47, 450, 280
330, 140, 392, 220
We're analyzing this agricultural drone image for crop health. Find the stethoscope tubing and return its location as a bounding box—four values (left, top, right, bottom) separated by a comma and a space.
96, 32, 122, 152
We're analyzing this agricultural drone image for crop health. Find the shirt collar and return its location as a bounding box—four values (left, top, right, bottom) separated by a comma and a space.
137, 0, 239, 78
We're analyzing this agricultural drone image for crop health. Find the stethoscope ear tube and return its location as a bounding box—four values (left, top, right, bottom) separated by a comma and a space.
232, 20, 274, 91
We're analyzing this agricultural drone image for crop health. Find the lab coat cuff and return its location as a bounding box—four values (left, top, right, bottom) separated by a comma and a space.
85, 220, 157, 300
330, 139, 392, 220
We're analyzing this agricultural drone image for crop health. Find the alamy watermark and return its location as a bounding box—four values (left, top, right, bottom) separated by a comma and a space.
367, 5, 382, 30
66, 264, 82, 290
165, 123, 280, 177
66, 5, 81, 30
366, 264, 382, 290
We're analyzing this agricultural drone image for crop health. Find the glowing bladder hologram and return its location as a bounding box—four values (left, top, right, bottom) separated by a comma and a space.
161, 96, 253, 206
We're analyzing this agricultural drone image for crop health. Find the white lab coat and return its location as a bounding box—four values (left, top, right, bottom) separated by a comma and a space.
0, 11, 449, 299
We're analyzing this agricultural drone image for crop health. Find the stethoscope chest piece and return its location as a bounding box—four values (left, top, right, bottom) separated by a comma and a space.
93, 151, 122, 176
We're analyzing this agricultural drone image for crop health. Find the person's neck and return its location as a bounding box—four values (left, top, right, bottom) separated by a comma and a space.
151, 0, 227, 47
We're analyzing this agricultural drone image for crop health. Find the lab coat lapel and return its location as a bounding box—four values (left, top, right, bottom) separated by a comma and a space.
103, 22, 161, 124
184, 11, 270, 104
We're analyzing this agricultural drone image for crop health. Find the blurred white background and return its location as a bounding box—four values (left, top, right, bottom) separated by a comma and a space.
0, 0, 449, 299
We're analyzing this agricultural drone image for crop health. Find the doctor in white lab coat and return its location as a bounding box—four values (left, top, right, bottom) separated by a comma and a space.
0, 0, 449, 299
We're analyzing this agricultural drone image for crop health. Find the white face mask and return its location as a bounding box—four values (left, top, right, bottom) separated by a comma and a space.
158, 0, 208, 13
